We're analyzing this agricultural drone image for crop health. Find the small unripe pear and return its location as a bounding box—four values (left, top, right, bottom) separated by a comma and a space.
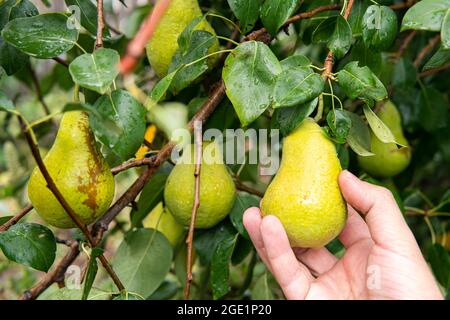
358, 100, 411, 178
143, 202, 185, 246
261, 118, 347, 248
28, 111, 115, 228
164, 141, 236, 229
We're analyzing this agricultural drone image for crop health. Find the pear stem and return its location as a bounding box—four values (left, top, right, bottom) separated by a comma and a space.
17, 116, 125, 293
0, 204, 33, 232
184, 122, 203, 299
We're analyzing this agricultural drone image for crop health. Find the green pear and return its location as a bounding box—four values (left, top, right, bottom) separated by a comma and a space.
28, 111, 115, 228
261, 118, 347, 248
146, 0, 220, 77
358, 100, 411, 178
164, 141, 236, 229
143, 202, 185, 246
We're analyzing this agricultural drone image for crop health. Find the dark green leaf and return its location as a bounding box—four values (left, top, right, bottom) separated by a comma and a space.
271, 98, 318, 136
427, 243, 450, 287
0, 223, 56, 272
280, 54, 311, 70
350, 40, 382, 75
401, 0, 450, 32
392, 58, 417, 87
423, 47, 450, 71
229, 192, 260, 240
148, 280, 179, 300
273, 67, 324, 108
65, 0, 110, 37
113, 228, 173, 298
0, 216, 13, 226
211, 233, 238, 299
418, 87, 448, 132
194, 220, 236, 265
131, 168, 170, 228
260, 0, 298, 36
337, 61, 387, 105
90, 90, 146, 161
231, 236, 253, 265
347, 0, 370, 36
336, 144, 350, 169
69, 48, 120, 94
169, 30, 216, 94
345, 111, 374, 156
2, 13, 78, 58
362, 5, 398, 51
327, 109, 352, 144
82, 247, 103, 300
223, 41, 281, 126
149, 70, 178, 103
227, 0, 263, 33
0, 0, 38, 30
312, 15, 352, 59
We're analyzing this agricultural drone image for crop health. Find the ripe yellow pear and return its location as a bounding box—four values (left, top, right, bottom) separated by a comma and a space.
358, 100, 411, 178
28, 111, 115, 228
261, 118, 347, 248
164, 141, 236, 229
146, 0, 219, 77
143, 202, 185, 246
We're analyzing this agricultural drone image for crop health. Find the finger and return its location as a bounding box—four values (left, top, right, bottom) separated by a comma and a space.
293, 247, 338, 276
338, 205, 372, 248
338, 170, 417, 251
260, 215, 312, 300
243, 207, 271, 269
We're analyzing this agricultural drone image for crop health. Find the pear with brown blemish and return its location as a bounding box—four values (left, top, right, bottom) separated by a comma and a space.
28, 111, 115, 228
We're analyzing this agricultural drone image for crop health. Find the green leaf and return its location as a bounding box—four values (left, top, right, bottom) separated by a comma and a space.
148, 280, 179, 300
0, 216, 13, 226
149, 70, 179, 103
90, 90, 146, 161
1, 13, 78, 58
362, 5, 398, 51
312, 15, 352, 59
0, 223, 56, 272
401, 0, 450, 32
363, 105, 398, 144
427, 243, 450, 287
347, 0, 370, 36
194, 220, 236, 265
280, 54, 311, 70
392, 58, 417, 88
423, 46, 450, 71
113, 228, 173, 298
272, 67, 324, 108
211, 233, 238, 299
223, 41, 281, 126
130, 169, 170, 228
81, 247, 103, 300
271, 98, 318, 136
345, 111, 374, 156
0, 91, 14, 111
327, 109, 352, 144
337, 61, 387, 105
229, 192, 261, 240
38, 287, 110, 300
227, 0, 263, 33
169, 30, 216, 94
65, 0, 110, 37
260, 0, 298, 36
0, 0, 39, 31
69, 48, 120, 94
252, 272, 274, 299
418, 87, 448, 132
442, 9, 450, 49
350, 40, 382, 75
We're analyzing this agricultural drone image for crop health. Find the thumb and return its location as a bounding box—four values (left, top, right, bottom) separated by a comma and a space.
338, 170, 417, 252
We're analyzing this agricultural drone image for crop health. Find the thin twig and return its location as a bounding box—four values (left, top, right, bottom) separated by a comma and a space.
419, 63, 450, 78
52, 57, 69, 68
234, 180, 264, 198
393, 30, 417, 60
184, 122, 203, 299
95, 0, 105, 48
414, 34, 441, 68
0, 204, 33, 232
28, 65, 51, 115
17, 116, 125, 293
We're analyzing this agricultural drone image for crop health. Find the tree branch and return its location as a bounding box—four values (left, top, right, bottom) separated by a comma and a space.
95, 0, 105, 48
0, 204, 33, 232
184, 122, 203, 299
414, 34, 441, 68
393, 30, 417, 60
28, 65, 51, 116
419, 63, 450, 78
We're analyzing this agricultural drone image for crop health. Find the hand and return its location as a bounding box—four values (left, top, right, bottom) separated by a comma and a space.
243, 170, 443, 300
